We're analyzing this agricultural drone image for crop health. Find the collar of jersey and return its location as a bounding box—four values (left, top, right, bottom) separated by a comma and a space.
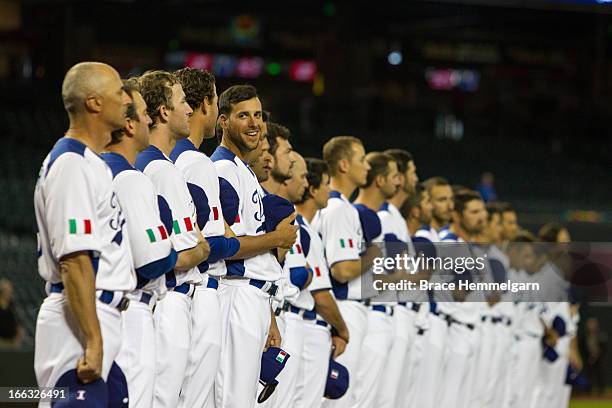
169, 138, 198, 163
212, 145, 250, 166
329, 190, 347, 201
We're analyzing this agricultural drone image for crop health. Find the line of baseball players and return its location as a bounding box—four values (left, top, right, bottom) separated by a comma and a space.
33, 61, 579, 408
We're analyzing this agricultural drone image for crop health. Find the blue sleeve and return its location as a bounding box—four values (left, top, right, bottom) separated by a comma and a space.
157, 195, 173, 234
205, 236, 240, 263
186, 182, 211, 229
290, 266, 312, 290
383, 233, 408, 259
489, 259, 507, 284
135, 248, 178, 280
300, 226, 311, 257
219, 178, 240, 226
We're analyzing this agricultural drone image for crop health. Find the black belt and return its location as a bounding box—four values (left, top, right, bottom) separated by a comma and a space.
398, 302, 421, 313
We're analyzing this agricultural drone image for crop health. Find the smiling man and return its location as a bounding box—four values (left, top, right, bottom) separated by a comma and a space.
211, 84, 298, 408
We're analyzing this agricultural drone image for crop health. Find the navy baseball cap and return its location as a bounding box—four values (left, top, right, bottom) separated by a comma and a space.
324, 359, 349, 400
262, 194, 295, 233
107, 362, 129, 407
53, 369, 108, 407
258, 347, 290, 403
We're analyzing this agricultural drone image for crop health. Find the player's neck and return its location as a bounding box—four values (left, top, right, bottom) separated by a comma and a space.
105, 143, 138, 166
329, 177, 356, 201
431, 218, 445, 231
354, 188, 384, 212
295, 200, 318, 223
149, 128, 177, 157
407, 217, 420, 236
220, 137, 246, 162
389, 189, 408, 209
188, 114, 206, 149
262, 178, 284, 195
65, 119, 111, 154
450, 223, 469, 242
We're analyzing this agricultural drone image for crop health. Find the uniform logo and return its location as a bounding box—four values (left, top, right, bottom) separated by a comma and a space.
76, 390, 86, 400
331, 369, 339, 380
252, 190, 265, 222
68, 219, 92, 235
276, 350, 287, 363
339, 238, 354, 249
146, 225, 169, 243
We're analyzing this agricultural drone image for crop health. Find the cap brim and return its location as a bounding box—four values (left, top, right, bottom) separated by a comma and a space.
257, 382, 278, 403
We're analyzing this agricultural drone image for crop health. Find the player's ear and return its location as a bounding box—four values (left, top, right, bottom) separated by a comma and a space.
124, 117, 136, 137
219, 114, 228, 131
337, 158, 349, 174
410, 206, 420, 220
84, 93, 102, 113
159, 104, 169, 123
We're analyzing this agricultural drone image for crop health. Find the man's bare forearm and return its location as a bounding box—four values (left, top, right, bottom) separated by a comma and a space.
229, 232, 279, 259
313, 290, 348, 336
175, 241, 209, 270
60, 252, 102, 344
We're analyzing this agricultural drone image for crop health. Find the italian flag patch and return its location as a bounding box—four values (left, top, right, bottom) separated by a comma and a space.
289, 244, 302, 255
331, 369, 339, 379
173, 217, 194, 234
69, 219, 92, 235
146, 225, 169, 243
339, 238, 354, 249
276, 350, 287, 363
314, 266, 321, 277
212, 206, 219, 221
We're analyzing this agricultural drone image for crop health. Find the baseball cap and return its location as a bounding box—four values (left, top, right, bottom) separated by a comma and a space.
54, 369, 108, 407
262, 194, 295, 233
258, 347, 291, 403
107, 362, 129, 407
324, 359, 349, 399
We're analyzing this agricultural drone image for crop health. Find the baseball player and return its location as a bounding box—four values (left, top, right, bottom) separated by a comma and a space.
260, 123, 295, 195
261, 151, 314, 408
294, 158, 349, 408
135, 70, 211, 408
375, 150, 424, 408
437, 190, 487, 408
101, 79, 177, 408
350, 151, 405, 408
411, 176, 454, 408
34, 62, 136, 406
314, 136, 374, 408
248, 133, 273, 183
170, 68, 242, 408
211, 84, 297, 408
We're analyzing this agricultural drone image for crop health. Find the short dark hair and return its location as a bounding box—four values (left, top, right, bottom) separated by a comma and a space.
422, 176, 450, 195
364, 152, 394, 188
512, 230, 537, 243
108, 78, 140, 146
497, 202, 515, 214
266, 122, 291, 156
173, 67, 216, 111
486, 202, 504, 221
384, 149, 413, 174
218, 84, 259, 116
400, 183, 424, 218
323, 136, 362, 177
296, 158, 329, 204
138, 70, 179, 128
453, 189, 483, 215
538, 222, 565, 243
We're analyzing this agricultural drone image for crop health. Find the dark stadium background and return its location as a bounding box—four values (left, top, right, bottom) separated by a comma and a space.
0, 0, 610, 401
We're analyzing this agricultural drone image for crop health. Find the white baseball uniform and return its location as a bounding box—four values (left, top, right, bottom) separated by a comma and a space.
293, 214, 333, 408
34, 138, 136, 406
135, 145, 203, 408
375, 202, 421, 408
211, 146, 282, 408
171, 139, 240, 408
262, 216, 314, 408
412, 225, 448, 408
102, 152, 177, 408
349, 203, 393, 408
315, 190, 370, 408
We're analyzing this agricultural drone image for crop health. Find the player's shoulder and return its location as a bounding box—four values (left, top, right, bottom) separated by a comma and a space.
135, 145, 172, 173
211, 145, 238, 166
169, 138, 200, 163
44, 137, 93, 175
101, 152, 137, 180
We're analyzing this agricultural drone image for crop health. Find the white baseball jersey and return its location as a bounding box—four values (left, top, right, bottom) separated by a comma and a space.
34, 137, 136, 292
101, 152, 177, 296
135, 145, 202, 287
414, 225, 440, 243
313, 190, 366, 300
283, 224, 315, 310
439, 232, 480, 324
171, 139, 240, 277
378, 202, 423, 302
297, 214, 332, 293
211, 146, 281, 281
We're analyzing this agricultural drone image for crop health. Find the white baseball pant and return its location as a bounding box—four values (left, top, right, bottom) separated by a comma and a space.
293, 320, 332, 408
215, 279, 271, 408
178, 283, 221, 408
34, 293, 122, 408
413, 312, 448, 408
